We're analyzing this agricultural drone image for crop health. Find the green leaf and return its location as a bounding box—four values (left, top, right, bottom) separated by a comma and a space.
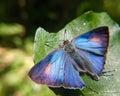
33, 11, 120, 96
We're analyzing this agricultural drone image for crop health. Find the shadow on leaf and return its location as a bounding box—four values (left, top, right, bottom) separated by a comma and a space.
49, 87, 84, 96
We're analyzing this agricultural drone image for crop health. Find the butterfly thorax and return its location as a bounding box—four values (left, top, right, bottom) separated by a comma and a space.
63, 40, 75, 53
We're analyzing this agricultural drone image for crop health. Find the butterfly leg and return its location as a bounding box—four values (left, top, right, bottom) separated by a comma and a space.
102, 69, 115, 74
100, 69, 115, 77
45, 42, 54, 48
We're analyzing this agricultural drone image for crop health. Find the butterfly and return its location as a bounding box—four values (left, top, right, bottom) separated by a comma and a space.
28, 26, 109, 89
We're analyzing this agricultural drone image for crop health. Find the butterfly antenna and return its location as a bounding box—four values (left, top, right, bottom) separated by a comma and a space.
101, 69, 115, 77
44, 41, 55, 49
64, 29, 67, 41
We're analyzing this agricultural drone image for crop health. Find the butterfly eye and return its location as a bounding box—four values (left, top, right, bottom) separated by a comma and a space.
63, 40, 69, 45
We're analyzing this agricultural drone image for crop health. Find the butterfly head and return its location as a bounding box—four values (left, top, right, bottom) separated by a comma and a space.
63, 40, 70, 45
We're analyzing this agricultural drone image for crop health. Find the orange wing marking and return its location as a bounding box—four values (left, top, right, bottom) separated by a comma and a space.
44, 64, 52, 75
90, 37, 101, 42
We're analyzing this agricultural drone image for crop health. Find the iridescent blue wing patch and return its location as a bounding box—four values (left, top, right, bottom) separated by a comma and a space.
72, 27, 109, 55
72, 27, 109, 77
29, 48, 85, 89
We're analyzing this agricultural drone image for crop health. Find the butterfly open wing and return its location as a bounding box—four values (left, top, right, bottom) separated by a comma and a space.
72, 26, 109, 75
28, 48, 85, 89
72, 27, 109, 55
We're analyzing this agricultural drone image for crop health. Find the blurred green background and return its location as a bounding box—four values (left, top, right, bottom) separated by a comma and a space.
0, 0, 120, 96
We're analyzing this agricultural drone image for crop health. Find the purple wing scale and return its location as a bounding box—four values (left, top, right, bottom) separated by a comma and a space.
29, 48, 85, 89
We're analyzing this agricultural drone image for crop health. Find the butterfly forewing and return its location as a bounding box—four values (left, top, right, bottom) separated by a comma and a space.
72, 27, 109, 55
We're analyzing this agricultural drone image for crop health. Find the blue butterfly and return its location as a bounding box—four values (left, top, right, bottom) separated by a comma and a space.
28, 26, 109, 89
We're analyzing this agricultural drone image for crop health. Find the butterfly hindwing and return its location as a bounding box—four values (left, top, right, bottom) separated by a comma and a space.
75, 49, 105, 75
63, 54, 85, 89
29, 48, 85, 89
